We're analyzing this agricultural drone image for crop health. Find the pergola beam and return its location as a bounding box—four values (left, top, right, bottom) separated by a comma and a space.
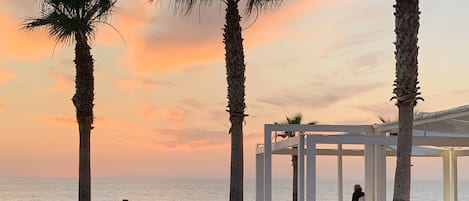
265, 124, 373, 133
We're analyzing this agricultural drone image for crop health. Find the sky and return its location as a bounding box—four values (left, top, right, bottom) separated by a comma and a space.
1, 0, 469, 182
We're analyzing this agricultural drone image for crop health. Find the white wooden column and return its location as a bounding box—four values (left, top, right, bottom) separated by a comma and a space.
364, 144, 375, 201
264, 126, 272, 201
298, 135, 305, 201
374, 145, 386, 201
306, 136, 316, 201
256, 153, 265, 201
443, 150, 450, 201
450, 149, 458, 201
337, 144, 343, 201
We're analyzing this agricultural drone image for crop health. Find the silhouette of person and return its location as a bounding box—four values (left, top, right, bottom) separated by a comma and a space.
352, 184, 365, 201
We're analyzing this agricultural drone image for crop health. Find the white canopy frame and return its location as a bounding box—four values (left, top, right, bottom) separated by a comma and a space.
256, 105, 469, 201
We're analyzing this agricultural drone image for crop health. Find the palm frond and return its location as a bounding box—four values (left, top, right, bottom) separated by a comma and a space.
23, 0, 117, 44
286, 113, 302, 124
149, 0, 213, 16
246, 0, 284, 15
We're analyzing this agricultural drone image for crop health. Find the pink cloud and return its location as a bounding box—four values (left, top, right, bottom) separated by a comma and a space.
108, 0, 339, 75
0, 69, 14, 84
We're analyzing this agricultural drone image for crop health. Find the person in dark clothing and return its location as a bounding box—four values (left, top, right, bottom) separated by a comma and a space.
352, 184, 365, 201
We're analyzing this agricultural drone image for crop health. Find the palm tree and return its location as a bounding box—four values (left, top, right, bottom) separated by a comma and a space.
158, 0, 247, 200
390, 0, 422, 201
275, 113, 315, 201
24, 1, 116, 201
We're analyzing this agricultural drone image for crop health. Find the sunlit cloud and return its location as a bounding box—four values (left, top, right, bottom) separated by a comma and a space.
161, 107, 187, 129
136, 105, 158, 120
112, 0, 339, 75
47, 70, 73, 92
35, 115, 76, 127
0, 98, 3, 113
185, 63, 215, 76
0, 11, 52, 64
259, 81, 387, 109
146, 128, 259, 151
179, 97, 206, 109
114, 76, 172, 91
0, 69, 14, 84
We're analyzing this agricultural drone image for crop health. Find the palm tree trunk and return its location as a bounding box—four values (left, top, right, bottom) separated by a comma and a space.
292, 154, 298, 201
224, 0, 246, 200
230, 115, 244, 201
73, 36, 95, 201
393, 106, 413, 201
392, 0, 420, 201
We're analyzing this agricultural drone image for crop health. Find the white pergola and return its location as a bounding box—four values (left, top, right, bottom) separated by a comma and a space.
256, 105, 469, 201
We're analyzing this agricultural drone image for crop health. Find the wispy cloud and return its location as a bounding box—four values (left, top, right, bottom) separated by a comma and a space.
47, 70, 73, 92
160, 107, 187, 129
0, 10, 51, 64
352, 101, 397, 123
115, 77, 173, 91
111, 0, 339, 75
259, 81, 387, 109
143, 128, 259, 151
36, 115, 76, 127
0, 98, 3, 113
179, 97, 206, 109
0, 69, 14, 84
136, 105, 158, 120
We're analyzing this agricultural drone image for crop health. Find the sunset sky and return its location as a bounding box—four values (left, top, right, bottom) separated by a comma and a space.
2, 0, 469, 181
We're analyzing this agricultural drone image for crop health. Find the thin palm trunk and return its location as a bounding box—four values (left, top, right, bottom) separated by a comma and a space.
224, 0, 246, 200
392, 0, 420, 201
292, 154, 298, 201
74, 36, 95, 201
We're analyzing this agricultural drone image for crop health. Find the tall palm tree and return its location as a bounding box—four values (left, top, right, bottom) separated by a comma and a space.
390, 0, 422, 201
161, 0, 247, 200
24, 1, 116, 201
275, 114, 315, 201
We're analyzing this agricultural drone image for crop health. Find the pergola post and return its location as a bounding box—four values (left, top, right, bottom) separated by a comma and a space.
298, 134, 305, 201
264, 125, 272, 201
374, 144, 386, 201
364, 144, 375, 201
443, 150, 450, 201
450, 149, 458, 201
256, 152, 264, 201
306, 136, 316, 201
337, 144, 343, 201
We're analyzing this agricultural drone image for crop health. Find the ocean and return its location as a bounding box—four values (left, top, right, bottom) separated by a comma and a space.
0, 178, 467, 201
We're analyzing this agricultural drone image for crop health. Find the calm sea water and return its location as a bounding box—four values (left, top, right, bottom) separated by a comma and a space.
0, 178, 468, 201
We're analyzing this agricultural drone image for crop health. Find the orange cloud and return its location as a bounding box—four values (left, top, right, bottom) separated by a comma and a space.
48, 70, 73, 92
109, 0, 339, 75
136, 105, 158, 120
0, 11, 51, 63
0, 69, 14, 83
179, 97, 206, 109
161, 107, 187, 129
36, 115, 147, 133
36, 115, 76, 127
115, 77, 172, 90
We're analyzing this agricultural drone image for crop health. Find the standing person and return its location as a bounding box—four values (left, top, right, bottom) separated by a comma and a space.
352, 184, 365, 201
